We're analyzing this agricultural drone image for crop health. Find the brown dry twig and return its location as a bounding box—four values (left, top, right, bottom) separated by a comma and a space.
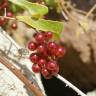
0, 55, 44, 96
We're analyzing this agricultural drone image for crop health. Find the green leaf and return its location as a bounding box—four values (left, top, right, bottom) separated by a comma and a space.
44, 0, 56, 7
8, 0, 48, 18
16, 16, 64, 38
11, 4, 23, 13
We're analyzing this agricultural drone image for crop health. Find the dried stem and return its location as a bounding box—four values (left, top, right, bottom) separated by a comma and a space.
84, 4, 96, 19
0, 55, 44, 96
57, 75, 87, 96
0, 16, 16, 20
0, 8, 16, 20
59, 0, 87, 33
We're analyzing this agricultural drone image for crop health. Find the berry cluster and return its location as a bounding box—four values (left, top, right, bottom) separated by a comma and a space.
0, 0, 17, 29
28, 31, 66, 79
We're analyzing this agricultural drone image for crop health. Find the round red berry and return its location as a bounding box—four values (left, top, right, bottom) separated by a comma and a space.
42, 68, 49, 76
0, 17, 6, 26
11, 23, 17, 29
2, 1, 8, 9
48, 42, 57, 50
28, 41, 37, 51
30, 53, 39, 63
47, 60, 57, 71
32, 64, 40, 73
37, 45, 46, 53
35, 33, 45, 43
56, 46, 65, 58
44, 32, 53, 40
38, 58, 46, 68
51, 65, 59, 75
42, 68, 52, 79
7, 11, 13, 17
47, 42, 57, 55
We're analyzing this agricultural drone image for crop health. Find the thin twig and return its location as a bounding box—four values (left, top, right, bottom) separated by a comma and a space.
59, 0, 77, 22
0, 16, 16, 20
0, 55, 44, 96
0, 8, 16, 20
57, 75, 87, 96
59, 0, 87, 33
85, 4, 96, 19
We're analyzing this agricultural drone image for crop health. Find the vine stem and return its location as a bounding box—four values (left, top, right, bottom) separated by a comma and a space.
0, 8, 16, 20
0, 55, 44, 96
56, 75, 87, 96
0, 16, 16, 20
84, 4, 96, 19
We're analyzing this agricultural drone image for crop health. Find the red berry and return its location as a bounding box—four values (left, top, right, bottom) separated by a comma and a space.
51, 65, 59, 75
44, 32, 53, 40
0, 17, 6, 26
28, 41, 37, 51
11, 23, 17, 29
32, 64, 40, 73
7, 11, 13, 17
37, 45, 46, 53
30, 53, 39, 63
35, 33, 45, 43
42, 68, 49, 76
38, 58, 46, 67
56, 46, 65, 57
47, 60, 57, 71
47, 42, 57, 54
2, 1, 8, 9
42, 68, 52, 79
48, 42, 57, 50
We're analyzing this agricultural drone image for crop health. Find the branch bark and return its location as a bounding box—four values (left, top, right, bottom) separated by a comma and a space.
0, 55, 44, 96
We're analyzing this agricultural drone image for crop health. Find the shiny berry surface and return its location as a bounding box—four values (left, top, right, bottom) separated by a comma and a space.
38, 58, 46, 67
48, 42, 57, 50
51, 65, 59, 75
42, 68, 52, 79
28, 41, 37, 51
42, 68, 49, 76
7, 11, 13, 17
56, 46, 65, 57
47, 60, 57, 70
30, 53, 39, 63
32, 64, 40, 73
11, 23, 17, 29
44, 32, 53, 40
37, 45, 46, 53
35, 33, 45, 43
